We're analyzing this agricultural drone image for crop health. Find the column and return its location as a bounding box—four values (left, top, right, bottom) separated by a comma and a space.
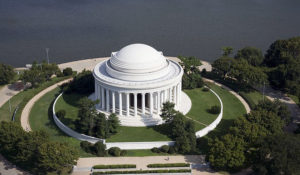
119, 92, 122, 116
142, 93, 145, 114
106, 89, 110, 112
164, 89, 168, 102
150, 92, 153, 115
126, 93, 130, 117
157, 91, 161, 114
101, 87, 105, 109
134, 93, 137, 116
168, 88, 171, 102
112, 91, 115, 113
97, 85, 100, 107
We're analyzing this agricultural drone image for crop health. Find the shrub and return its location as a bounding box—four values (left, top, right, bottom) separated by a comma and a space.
80, 141, 93, 153
202, 87, 210, 92
108, 147, 121, 157
160, 145, 170, 153
151, 147, 160, 153
94, 141, 107, 156
147, 163, 190, 168
120, 150, 127, 156
93, 164, 136, 169
208, 105, 221, 114
92, 169, 191, 174
63, 67, 73, 76
55, 109, 66, 119
168, 146, 176, 154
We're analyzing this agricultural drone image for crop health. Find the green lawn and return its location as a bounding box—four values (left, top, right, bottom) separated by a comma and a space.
0, 76, 70, 122
184, 88, 219, 130
125, 149, 171, 157
239, 90, 264, 109
288, 94, 299, 106
29, 88, 94, 157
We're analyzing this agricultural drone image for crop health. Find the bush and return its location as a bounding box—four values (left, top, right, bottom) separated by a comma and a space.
92, 169, 191, 174
208, 105, 221, 114
120, 150, 127, 156
108, 147, 121, 157
63, 67, 73, 76
94, 141, 107, 156
65, 70, 94, 94
202, 87, 210, 92
55, 109, 66, 119
160, 145, 170, 153
80, 141, 93, 153
147, 163, 190, 168
93, 164, 136, 169
168, 146, 176, 154
151, 147, 161, 153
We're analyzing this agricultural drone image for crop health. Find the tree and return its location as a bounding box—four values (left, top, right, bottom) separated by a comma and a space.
208, 134, 246, 171
222, 46, 233, 57
21, 69, 46, 88
63, 67, 73, 76
65, 69, 94, 94
76, 97, 98, 134
160, 102, 177, 123
212, 57, 235, 78
94, 141, 107, 156
235, 47, 264, 66
36, 142, 79, 173
0, 63, 16, 85
264, 37, 300, 67
107, 113, 120, 135
253, 134, 300, 175
178, 56, 201, 74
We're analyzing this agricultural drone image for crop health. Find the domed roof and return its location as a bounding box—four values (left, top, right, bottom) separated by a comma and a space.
109, 44, 168, 73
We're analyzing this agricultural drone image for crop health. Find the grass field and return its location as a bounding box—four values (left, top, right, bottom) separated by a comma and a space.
0, 76, 70, 123
184, 88, 219, 130
288, 94, 299, 106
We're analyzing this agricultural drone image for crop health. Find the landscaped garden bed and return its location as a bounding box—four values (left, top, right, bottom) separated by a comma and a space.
93, 164, 136, 169
147, 163, 190, 168
92, 169, 191, 174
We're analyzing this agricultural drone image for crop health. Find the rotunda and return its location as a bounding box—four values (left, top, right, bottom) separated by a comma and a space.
93, 43, 188, 126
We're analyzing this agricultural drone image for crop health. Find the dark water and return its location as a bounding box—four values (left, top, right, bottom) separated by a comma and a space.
1, 0, 300, 67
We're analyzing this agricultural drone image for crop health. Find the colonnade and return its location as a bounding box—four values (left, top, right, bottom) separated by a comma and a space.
94, 82, 182, 117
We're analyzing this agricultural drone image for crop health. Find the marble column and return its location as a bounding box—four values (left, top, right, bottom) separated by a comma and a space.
126, 93, 129, 117
106, 89, 110, 112
168, 88, 171, 102
119, 92, 122, 116
101, 87, 105, 109
150, 92, 153, 115
157, 91, 161, 114
142, 93, 145, 114
164, 89, 168, 103
112, 91, 115, 113
134, 93, 137, 116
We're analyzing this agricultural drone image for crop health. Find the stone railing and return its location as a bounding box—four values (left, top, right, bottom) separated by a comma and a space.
52, 93, 104, 144
195, 88, 223, 138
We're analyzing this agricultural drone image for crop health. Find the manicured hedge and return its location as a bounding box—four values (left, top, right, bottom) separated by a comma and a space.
147, 163, 190, 168
93, 164, 136, 169
92, 169, 191, 174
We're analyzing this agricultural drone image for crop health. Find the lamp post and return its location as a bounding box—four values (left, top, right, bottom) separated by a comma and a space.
46, 48, 50, 64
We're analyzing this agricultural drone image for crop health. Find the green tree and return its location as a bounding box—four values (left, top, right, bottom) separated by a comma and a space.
76, 97, 98, 134
36, 142, 79, 173
212, 57, 235, 78
107, 113, 120, 135
63, 67, 73, 76
21, 69, 46, 88
0, 63, 16, 85
235, 47, 264, 66
94, 141, 107, 156
160, 102, 177, 123
65, 69, 94, 94
222, 46, 233, 57
208, 134, 246, 171
253, 134, 300, 175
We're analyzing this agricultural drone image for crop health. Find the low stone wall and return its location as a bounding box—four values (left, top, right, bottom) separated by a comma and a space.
195, 88, 223, 138
53, 87, 223, 149
106, 141, 175, 150
52, 93, 104, 144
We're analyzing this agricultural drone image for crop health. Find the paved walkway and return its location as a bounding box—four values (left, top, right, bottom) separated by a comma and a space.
73, 155, 220, 175
20, 78, 72, 132
0, 84, 22, 107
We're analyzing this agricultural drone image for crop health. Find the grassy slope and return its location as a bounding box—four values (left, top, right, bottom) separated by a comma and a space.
0, 77, 69, 122
29, 88, 94, 157
288, 94, 299, 106
184, 88, 219, 130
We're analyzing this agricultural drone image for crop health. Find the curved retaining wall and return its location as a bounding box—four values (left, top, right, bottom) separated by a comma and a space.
53, 93, 104, 144
195, 88, 223, 138
53, 87, 223, 149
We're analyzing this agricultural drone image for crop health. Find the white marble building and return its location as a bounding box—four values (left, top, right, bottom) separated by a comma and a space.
92, 44, 190, 126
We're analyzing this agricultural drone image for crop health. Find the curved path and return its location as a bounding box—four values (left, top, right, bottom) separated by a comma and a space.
203, 78, 251, 114
20, 78, 72, 132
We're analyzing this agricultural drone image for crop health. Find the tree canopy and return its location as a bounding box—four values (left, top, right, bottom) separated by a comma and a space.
0, 63, 16, 85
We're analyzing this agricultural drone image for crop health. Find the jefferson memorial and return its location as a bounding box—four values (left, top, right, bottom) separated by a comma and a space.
92, 44, 191, 126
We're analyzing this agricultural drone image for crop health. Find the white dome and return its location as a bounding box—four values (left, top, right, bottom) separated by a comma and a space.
109, 44, 168, 73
